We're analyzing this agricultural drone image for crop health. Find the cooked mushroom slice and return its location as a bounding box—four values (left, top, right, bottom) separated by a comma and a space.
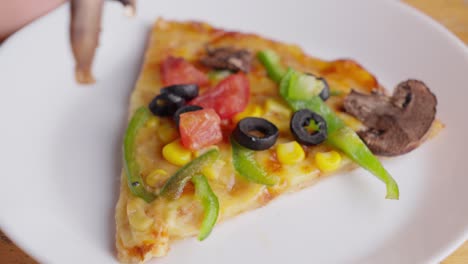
70, 0, 137, 84
200, 47, 253, 72
343, 80, 437, 156
70, 0, 104, 84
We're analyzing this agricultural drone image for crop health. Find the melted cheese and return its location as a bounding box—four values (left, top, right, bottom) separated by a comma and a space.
115, 18, 383, 264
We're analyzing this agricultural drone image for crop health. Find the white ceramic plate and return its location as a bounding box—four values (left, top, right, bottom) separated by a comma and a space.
1, 0, 467, 263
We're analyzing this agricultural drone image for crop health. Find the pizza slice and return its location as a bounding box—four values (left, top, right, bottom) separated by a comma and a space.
115, 19, 442, 263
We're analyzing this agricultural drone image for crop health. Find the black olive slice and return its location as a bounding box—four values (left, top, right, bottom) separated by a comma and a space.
290, 109, 328, 145
306, 73, 330, 101
173, 105, 203, 126
161, 84, 199, 101
232, 117, 279, 151
148, 93, 185, 117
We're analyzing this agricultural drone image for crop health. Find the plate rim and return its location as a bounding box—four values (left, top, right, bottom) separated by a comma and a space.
0, 1, 467, 263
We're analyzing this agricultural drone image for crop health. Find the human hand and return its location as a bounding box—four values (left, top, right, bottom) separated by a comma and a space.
71, 0, 136, 84
0, 0, 136, 84
0, 0, 67, 42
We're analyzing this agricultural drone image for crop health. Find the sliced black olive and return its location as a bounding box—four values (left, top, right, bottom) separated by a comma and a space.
233, 117, 279, 151
306, 73, 330, 101
161, 84, 199, 101
290, 109, 328, 145
173, 105, 203, 126
148, 93, 185, 117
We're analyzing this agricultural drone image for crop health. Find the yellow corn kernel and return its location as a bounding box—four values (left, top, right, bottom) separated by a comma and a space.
145, 116, 160, 128
276, 141, 305, 165
145, 169, 168, 187
264, 98, 292, 118
315, 151, 342, 172
127, 197, 154, 232
158, 122, 178, 143
201, 159, 226, 180
162, 140, 192, 166
233, 104, 263, 123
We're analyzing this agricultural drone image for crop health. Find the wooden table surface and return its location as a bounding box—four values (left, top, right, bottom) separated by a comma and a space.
1, 0, 467, 263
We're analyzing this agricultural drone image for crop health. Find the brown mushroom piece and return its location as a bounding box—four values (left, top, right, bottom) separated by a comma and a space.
70, 0, 104, 84
343, 80, 437, 156
70, 0, 137, 84
200, 47, 253, 72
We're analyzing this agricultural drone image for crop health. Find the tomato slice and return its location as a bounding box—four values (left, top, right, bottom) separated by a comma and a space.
161, 56, 209, 86
179, 109, 223, 151
189, 73, 250, 119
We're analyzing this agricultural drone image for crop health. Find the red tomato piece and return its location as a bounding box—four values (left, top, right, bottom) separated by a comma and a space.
161, 56, 209, 86
179, 108, 223, 151
189, 73, 250, 119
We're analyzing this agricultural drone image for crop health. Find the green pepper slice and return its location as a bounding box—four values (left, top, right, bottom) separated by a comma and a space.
281, 69, 346, 134
258, 51, 399, 199
327, 127, 399, 199
208, 70, 232, 82
192, 174, 220, 241
160, 149, 220, 200
257, 50, 287, 83
123, 107, 156, 203
231, 138, 279, 186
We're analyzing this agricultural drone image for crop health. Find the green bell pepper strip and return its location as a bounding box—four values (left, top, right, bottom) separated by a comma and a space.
123, 107, 157, 203
282, 69, 346, 134
208, 70, 232, 82
327, 127, 399, 199
257, 50, 287, 83
287, 71, 325, 100
160, 149, 220, 200
258, 52, 399, 199
231, 138, 279, 186
192, 174, 220, 241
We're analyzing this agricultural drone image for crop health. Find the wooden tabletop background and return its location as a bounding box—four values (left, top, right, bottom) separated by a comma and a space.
1, 0, 467, 263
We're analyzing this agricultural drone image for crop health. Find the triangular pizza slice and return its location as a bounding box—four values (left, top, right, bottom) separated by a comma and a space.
115, 19, 441, 263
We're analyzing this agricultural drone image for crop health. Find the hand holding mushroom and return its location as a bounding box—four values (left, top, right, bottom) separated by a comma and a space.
70, 0, 137, 84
